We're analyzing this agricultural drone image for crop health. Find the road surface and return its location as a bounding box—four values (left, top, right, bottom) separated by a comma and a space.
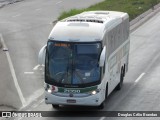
0, 0, 160, 120
0, 0, 104, 109
14, 4, 160, 120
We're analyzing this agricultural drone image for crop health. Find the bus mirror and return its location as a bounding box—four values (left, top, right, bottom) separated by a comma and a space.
38, 45, 47, 65
99, 46, 106, 67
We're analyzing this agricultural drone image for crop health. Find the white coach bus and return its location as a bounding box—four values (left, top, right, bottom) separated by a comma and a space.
38, 11, 130, 109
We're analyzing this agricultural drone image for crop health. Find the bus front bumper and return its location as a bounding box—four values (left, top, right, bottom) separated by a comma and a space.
45, 91, 104, 106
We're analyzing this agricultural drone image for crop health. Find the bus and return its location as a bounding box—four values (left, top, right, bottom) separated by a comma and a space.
38, 11, 130, 109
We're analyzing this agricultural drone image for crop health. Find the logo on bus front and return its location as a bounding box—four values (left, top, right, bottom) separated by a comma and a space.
64, 89, 81, 93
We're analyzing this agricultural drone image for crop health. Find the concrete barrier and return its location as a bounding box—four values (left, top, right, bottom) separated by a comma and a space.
130, 3, 160, 32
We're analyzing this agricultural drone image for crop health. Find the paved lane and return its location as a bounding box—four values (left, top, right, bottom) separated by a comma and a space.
0, 0, 104, 108
15, 6, 160, 120
1, 1, 160, 120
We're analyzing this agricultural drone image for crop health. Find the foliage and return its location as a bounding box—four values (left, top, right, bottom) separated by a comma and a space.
58, 0, 160, 21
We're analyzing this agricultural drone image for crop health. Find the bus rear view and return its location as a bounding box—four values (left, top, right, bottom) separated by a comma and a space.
38, 11, 130, 109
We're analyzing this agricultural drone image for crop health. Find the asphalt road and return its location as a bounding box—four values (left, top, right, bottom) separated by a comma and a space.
12, 4, 160, 120
0, 0, 104, 109
1, 0, 160, 120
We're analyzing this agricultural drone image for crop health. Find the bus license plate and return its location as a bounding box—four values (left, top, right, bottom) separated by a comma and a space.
66, 99, 76, 103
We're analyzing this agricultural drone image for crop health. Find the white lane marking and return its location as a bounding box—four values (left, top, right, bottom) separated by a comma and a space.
42, 64, 45, 67
0, 34, 26, 106
99, 117, 105, 120
35, 8, 41, 11
56, 1, 62, 4
32, 104, 39, 108
49, 22, 53, 25
39, 99, 44, 104
17, 117, 23, 120
31, 99, 44, 109
17, 89, 44, 111
24, 72, 34, 74
26, 109, 31, 111
135, 73, 145, 83
12, 14, 21, 18
33, 64, 40, 70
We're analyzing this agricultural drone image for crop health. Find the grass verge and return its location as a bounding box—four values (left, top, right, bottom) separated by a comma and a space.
58, 0, 160, 21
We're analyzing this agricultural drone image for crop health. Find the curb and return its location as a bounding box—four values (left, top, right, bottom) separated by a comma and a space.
130, 3, 160, 32
52, 19, 58, 26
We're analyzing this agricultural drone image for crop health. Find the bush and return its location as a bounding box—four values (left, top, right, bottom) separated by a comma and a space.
58, 0, 160, 21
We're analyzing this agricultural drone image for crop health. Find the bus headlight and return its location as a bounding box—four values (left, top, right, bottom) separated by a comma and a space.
48, 89, 52, 93
46, 85, 58, 93
91, 89, 101, 95
92, 90, 97, 95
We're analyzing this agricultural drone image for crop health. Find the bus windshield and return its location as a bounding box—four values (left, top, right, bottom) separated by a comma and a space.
45, 41, 102, 87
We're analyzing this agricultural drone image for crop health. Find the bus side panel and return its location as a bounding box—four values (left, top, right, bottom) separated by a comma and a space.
105, 17, 130, 95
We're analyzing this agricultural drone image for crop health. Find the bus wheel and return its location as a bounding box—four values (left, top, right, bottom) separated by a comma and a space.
105, 84, 108, 99
116, 68, 124, 90
98, 101, 105, 109
123, 65, 126, 77
52, 104, 59, 109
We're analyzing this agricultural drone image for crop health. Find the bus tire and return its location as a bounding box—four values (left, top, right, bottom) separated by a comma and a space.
116, 68, 124, 90
123, 64, 126, 77
52, 104, 59, 109
98, 101, 105, 109
105, 83, 108, 99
